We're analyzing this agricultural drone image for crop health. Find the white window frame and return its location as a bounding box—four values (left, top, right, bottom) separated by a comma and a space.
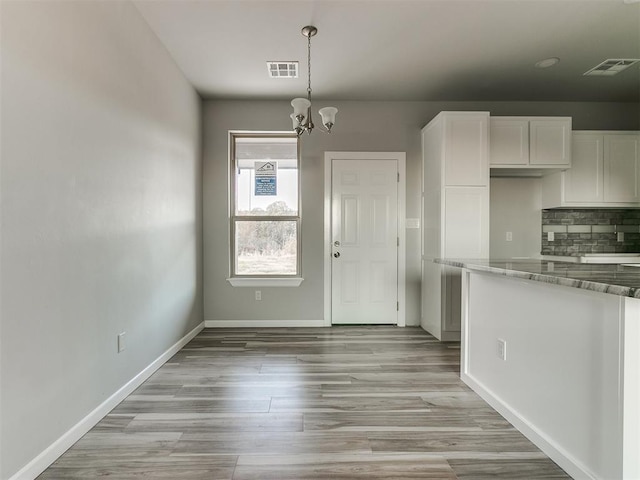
227, 131, 303, 287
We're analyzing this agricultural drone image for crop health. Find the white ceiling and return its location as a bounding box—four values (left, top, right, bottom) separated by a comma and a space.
133, 0, 640, 102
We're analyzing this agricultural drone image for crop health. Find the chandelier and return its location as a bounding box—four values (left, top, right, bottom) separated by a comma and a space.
290, 26, 337, 136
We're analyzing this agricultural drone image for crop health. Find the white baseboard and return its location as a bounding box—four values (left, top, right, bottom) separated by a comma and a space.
461, 371, 597, 480
204, 319, 326, 328
10, 321, 205, 480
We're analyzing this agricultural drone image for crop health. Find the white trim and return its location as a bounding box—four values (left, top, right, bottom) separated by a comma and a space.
460, 372, 597, 480
323, 156, 332, 327
622, 297, 640, 479
397, 155, 406, 327
323, 151, 407, 327
227, 277, 304, 287
205, 319, 325, 328
9, 322, 205, 480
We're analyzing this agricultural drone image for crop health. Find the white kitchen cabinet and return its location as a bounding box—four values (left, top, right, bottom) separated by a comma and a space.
563, 133, 603, 203
603, 134, 640, 203
444, 114, 489, 186
421, 112, 490, 341
490, 116, 572, 170
444, 187, 490, 258
489, 118, 529, 166
542, 131, 640, 208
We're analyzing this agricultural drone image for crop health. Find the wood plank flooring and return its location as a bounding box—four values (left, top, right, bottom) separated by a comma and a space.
37, 327, 571, 479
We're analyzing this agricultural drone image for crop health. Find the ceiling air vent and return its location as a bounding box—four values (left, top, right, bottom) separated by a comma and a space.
267, 61, 298, 78
583, 59, 640, 76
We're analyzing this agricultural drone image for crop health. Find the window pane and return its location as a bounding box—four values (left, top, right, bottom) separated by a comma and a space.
235, 138, 298, 216
235, 220, 297, 275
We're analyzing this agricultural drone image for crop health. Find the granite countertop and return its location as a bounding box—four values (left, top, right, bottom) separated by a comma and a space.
435, 258, 640, 298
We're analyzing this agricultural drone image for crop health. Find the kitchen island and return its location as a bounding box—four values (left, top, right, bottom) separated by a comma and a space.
436, 259, 639, 480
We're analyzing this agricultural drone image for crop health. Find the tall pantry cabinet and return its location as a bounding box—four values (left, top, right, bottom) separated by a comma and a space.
421, 112, 490, 341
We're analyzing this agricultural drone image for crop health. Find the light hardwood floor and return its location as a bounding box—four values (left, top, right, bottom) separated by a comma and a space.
37, 327, 570, 479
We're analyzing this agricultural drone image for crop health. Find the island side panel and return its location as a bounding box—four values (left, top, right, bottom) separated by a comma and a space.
622, 297, 640, 480
461, 269, 623, 480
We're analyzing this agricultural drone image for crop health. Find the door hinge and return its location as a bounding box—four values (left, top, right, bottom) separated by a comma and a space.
397, 301, 399, 311
397, 172, 400, 182
397, 237, 400, 246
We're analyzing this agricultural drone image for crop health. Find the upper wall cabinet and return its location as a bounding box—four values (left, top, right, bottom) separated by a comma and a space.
604, 134, 640, 203
444, 113, 490, 186
490, 116, 572, 170
541, 131, 640, 208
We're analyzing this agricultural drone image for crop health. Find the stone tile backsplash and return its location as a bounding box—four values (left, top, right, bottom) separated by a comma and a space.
541, 209, 640, 255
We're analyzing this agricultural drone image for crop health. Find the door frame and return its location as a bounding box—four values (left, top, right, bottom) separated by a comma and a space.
323, 152, 406, 327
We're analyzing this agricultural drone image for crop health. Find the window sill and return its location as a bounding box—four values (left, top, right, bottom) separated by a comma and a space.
226, 277, 304, 287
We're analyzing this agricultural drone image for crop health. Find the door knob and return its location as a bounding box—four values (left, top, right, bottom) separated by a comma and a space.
333, 252, 341, 258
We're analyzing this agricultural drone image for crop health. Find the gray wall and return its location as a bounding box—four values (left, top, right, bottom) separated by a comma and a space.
0, 2, 202, 478
490, 178, 542, 259
203, 100, 638, 326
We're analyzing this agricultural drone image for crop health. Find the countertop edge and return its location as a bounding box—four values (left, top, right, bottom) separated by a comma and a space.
434, 258, 640, 299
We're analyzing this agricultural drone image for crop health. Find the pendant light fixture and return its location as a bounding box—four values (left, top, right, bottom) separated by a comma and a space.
290, 26, 337, 136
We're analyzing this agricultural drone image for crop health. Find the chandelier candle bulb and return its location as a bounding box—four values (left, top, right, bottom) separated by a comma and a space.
291, 98, 310, 121
319, 107, 338, 132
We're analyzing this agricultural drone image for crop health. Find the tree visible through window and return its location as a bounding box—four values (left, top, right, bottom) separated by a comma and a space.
230, 133, 300, 277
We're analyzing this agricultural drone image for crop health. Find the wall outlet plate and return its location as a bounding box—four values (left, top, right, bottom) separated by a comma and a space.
255, 290, 262, 301
547, 231, 555, 242
117, 332, 126, 353
497, 338, 507, 361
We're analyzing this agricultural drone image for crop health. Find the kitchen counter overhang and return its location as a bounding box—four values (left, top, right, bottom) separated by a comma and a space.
541, 253, 640, 264
436, 257, 640, 298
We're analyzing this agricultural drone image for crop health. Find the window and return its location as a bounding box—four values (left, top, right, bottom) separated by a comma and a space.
228, 132, 301, 286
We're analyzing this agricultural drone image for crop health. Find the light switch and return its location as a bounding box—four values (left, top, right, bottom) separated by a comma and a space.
117, 332, 126, 353
506, 231, 513, 241
405, 218, 420, 229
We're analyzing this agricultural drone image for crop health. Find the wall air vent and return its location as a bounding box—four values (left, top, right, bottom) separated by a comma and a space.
583, 59, 640, 76
267, 61, 298, 78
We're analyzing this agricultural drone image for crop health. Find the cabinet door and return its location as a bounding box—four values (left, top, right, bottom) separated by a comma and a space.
443, 187, 489, 258
564, 134, 603, 203
444, 114, 489, 186
530, 118, 571, 166
443, 267, 461, 333
489, 118, 529, 165
604, 135, 640, 203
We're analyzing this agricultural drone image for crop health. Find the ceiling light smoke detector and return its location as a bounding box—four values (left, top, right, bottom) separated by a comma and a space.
584, 59, 640, 76
535, 57, 560, 69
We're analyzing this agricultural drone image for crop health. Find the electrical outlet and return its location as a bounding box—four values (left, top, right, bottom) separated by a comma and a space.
255, 290, 262, 301
497, 338, 506, 361
506, 231, 513, 242
547, 231, 555, 242
117, 332, 126, 353
618, 232, 625, 242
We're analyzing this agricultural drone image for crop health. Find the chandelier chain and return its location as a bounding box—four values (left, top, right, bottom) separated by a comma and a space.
307, 32, 312, 99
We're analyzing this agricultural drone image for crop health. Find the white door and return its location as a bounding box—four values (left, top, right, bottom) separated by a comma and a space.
331, 159, 398, 324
